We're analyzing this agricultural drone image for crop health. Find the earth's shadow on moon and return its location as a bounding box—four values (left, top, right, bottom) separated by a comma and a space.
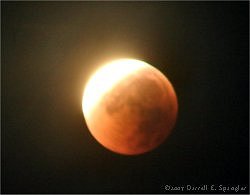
96, 67, 177, 155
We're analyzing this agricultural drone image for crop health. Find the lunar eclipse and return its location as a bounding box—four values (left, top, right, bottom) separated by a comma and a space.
3, 2, 249, 193
82, 59, 178, 155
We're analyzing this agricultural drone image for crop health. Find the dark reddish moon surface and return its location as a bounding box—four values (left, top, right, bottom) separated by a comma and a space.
83, 59, 178, 155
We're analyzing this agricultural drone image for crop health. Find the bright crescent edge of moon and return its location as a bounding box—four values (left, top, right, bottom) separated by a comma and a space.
82, 59, 156, 120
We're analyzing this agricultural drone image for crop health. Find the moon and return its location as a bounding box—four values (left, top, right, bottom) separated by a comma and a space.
82, 59, 178, 155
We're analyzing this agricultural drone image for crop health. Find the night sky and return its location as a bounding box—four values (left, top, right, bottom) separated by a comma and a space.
2, 2, 249, 194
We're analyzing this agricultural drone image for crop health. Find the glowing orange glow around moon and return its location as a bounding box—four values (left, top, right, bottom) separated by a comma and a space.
82, 59, 178, 155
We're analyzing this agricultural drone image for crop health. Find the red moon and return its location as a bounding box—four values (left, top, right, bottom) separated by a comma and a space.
82, 59, 178, 155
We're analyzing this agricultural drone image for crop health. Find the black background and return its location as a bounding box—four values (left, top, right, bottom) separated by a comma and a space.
2, 2, 249, 194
